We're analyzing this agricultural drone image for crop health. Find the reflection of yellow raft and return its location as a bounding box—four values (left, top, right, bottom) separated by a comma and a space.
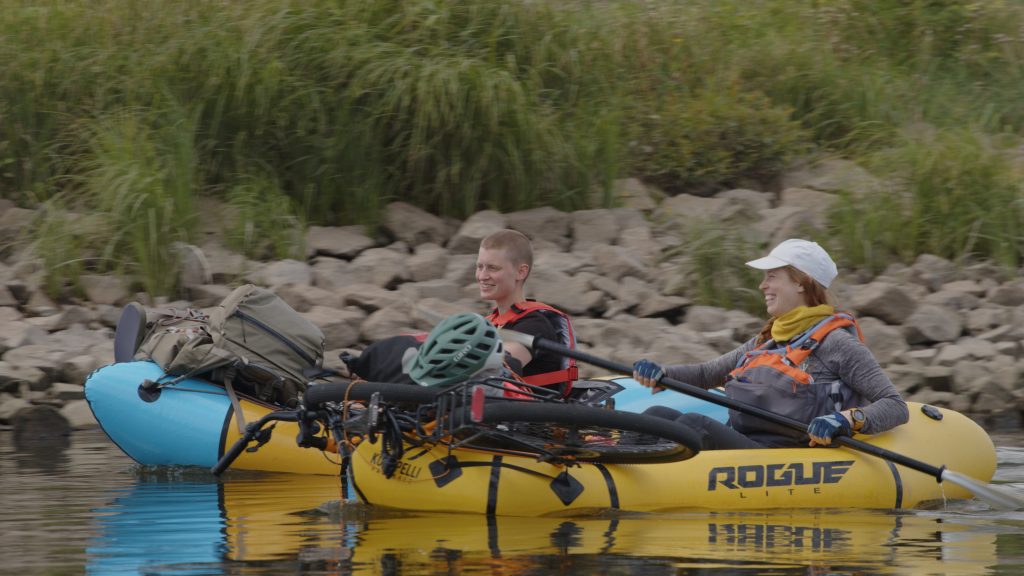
348, 402, 996, 515
346, 510, 996, 575
222, 474, 343, 561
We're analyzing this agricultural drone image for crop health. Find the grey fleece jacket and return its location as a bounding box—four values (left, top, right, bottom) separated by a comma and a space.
663, 329, 910, 435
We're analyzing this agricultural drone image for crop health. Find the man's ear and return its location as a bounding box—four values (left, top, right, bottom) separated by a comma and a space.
517, 263, 530, 282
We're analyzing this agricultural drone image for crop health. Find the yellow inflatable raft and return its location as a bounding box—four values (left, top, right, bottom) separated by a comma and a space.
347, 402, 996, 515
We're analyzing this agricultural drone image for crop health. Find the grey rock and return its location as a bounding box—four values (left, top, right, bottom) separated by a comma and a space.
921, 365, 955, 392
659, 194, 744, 224
306, 225, 376, 259
381, 201, 452, 246
79, 274, 129, 306
848, 281, 918, 325
447, 210, 507, 254
591, 245, 652, 281
635, 294, 691, 320
336, 284, 405, 312
48, 306, 96, 332
885, 365, 926, 395
407, 243, 449, 282
716, 189, 774, 217
750, 205, 817, 246
902, 304, 963, 344
0, 321, 49, 356
187, 284, 235, 308
49, 382, 85, 401
302, 305, 364, 349
444, 253, 478, 287
60, 399, 98, 429
247, 259, 313, 288
780, 158, 883, 197
966, 306, 1012, 335
360, 306, 419, 342
12, 404, 71, 449
198, 241, 248, 284
399, 279, 463, 302
857, 316, 909, 365
922, 289, 979, 311
570, 209, 623, 251
777, 187, 838, 230
61, 355, 103, 386
504, 206, 571, 249
348, 248, 409, 289
987, 278, 1024, 306
174, 242, 213, 288
910, 254, 959, 291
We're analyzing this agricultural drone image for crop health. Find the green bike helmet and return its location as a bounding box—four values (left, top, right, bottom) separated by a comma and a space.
406, 312, 505, 386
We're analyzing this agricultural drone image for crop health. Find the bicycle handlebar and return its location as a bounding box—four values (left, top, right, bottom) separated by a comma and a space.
211, 410, 300, 475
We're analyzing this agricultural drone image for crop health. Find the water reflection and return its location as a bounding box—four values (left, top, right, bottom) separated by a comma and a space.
4, 429, 1023, 575
84, 472, 1014, 575
88, 473, 345, 574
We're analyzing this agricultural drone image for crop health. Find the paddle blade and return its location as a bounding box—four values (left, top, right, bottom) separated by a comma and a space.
113, 302, 147, 363
941, 469, 1024, 511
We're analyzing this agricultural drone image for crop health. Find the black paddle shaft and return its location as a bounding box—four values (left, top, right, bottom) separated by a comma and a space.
531, 336, 948, 483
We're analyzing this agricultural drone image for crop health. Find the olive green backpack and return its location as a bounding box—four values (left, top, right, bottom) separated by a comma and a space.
134, 284, 325, 408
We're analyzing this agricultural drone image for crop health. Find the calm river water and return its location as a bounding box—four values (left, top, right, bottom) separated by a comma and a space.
2, 427, 1023, 576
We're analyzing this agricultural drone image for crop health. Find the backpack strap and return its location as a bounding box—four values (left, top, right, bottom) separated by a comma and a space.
730, 313, 861, 384
222, 366, 247, 434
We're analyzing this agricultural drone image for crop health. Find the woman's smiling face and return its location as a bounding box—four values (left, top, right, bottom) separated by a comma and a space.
758, 267, 807, 317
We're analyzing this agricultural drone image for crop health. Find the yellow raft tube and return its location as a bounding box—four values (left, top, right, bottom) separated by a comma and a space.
347, 402, 996, 515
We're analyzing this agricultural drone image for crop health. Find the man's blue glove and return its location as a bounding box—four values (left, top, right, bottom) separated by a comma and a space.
632, 359, 665, 391
807, 411, 852, 447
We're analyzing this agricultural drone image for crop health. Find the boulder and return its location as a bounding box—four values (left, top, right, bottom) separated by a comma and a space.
407, 243, 449, 282
305, 225, 375, 259
902, 304, 964, 344
447, 210, 507, 254
504, 206, 572, 249
381, 201, 452, 246
848, 281, 918, 325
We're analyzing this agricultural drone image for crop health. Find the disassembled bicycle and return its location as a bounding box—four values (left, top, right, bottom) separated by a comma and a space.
212, 376, 701, 477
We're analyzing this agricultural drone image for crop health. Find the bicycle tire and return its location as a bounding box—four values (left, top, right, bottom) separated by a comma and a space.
304, 381, 701, 464
302, 381, 444, 408
465, 401, 701, 464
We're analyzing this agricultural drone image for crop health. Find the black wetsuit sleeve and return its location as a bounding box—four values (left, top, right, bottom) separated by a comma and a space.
503, 313, 561, 377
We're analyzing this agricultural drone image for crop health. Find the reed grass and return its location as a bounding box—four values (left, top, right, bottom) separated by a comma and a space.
830, 129, 1024, 272
3, 0, 1023, 297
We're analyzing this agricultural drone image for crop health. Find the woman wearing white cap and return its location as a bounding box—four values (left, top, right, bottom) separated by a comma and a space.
633, 238, 908, 449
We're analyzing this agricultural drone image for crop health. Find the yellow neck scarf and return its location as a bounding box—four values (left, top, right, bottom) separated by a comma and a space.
771, 304, 835, 343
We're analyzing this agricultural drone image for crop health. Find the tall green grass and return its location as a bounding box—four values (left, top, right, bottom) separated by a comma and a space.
3, 0, 1024, 297
830, 129, 1024, 272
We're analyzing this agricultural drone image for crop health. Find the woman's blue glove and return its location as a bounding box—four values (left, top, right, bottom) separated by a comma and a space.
807, 411, 852, 447
632, 359, 665, 391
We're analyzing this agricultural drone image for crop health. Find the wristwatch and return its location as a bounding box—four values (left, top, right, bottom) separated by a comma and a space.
849, 408, 866, 432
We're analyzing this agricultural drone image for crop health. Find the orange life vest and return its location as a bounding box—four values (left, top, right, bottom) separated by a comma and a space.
725, 312, 867, 440
487, 301, 578, 393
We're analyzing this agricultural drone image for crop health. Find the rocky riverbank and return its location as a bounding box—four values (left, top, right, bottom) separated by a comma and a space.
2, 162, 1023, 437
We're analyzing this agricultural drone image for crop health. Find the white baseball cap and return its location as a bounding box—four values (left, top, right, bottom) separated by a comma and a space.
746, 239, 838, 288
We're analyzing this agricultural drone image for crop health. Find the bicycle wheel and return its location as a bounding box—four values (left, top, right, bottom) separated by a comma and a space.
302, 381, 443, 408
464, 401, 701, 464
